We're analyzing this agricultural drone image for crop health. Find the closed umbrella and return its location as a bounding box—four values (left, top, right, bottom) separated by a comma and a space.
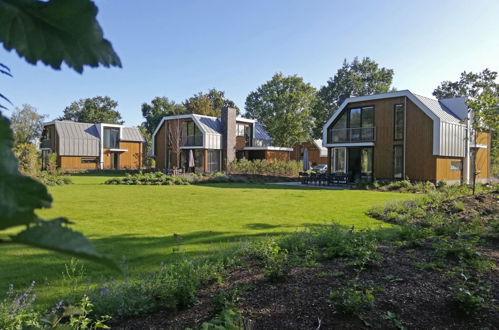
188, 150, 195, 170
302, 148, 309, 171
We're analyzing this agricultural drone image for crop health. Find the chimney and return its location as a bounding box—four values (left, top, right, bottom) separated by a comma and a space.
221, 107, 236, 170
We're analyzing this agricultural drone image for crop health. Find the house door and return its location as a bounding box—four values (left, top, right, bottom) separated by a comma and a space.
348, 148, 362, 182
110, 152, 119, 169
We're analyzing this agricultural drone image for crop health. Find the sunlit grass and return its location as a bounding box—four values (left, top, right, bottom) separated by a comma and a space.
0, 174, 409, 307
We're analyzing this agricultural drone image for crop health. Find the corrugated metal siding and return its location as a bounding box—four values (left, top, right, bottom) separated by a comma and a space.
55, 122, 100, 156
440, 121, 466, 157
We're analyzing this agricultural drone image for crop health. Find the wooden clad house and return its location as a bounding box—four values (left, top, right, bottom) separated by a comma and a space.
152, 107, 293, 172
322, 90, 491, 183
41, 121, 145, 170
291, 140, 328, 165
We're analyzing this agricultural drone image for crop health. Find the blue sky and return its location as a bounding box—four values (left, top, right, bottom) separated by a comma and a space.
2, 0, 498, 126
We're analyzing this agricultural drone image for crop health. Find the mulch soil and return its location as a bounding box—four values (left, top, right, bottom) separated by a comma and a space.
115, 193, 499, 330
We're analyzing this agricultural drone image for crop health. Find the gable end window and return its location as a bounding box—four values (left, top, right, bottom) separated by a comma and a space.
394, 104, 405, 140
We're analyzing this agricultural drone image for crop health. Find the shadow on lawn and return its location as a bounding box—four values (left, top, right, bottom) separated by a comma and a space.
0, 229, 292, 292
197, 183, 342, 191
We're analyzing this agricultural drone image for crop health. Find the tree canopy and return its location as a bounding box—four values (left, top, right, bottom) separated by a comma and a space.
10, 104, 46, 145
60, 96, 123, 124
183, 89, 239, 117
245, 73, 317, 147
141, 97, 185, 136
313, 57, 394, 138
434, 69, 499, 178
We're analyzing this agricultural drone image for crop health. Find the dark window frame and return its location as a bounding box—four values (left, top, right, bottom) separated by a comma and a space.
393, 103, 405, 141
327, 105, 375, 143
81, 158, 98, 164
103, 128, 120, 149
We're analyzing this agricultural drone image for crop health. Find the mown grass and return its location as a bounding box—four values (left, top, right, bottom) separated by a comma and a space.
0, 174, 409, 307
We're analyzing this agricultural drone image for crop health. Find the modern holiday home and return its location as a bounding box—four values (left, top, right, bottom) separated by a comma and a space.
322, 90, 491, 183
40, 121, 145, 170
151, 107, 293, 172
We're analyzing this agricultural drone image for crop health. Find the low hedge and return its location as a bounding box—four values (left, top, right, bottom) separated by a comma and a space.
105, 172, 191, 185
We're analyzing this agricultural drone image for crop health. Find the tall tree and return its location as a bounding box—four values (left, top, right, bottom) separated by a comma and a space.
141, 96, 185, 136
434, 69, 499, 189
245, 73, 317, 147
10, 104, 46, 145
183, 88, 239, 117
60, 96, 123, 124
313, 57, 394, 138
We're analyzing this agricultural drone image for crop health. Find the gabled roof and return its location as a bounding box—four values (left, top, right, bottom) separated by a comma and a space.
194, 115, 222, 135
412, 94, 462, 123
122, 127, 146, 142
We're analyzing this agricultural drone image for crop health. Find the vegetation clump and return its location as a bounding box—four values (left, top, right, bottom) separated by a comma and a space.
105, 171, 191, 185
228, 159, 302, 177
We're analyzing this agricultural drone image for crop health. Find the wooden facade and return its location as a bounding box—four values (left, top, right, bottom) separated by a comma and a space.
59, 156, 99, 169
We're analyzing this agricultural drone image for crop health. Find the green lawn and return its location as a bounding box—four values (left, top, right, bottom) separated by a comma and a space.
0, 175, 410, 307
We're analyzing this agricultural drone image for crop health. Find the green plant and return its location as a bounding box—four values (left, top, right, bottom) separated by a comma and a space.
0, 282, 41, 330
453, 274, 495, 315
452, 200, 466, 212
213, 285, 252, 312
329, 280, 375, 316
382, 311, 407, 330
199, 309, 244, 330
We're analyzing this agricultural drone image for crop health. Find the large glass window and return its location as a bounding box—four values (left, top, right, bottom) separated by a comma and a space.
181, 121, 202, 146
208, 150, 221, 172
103, 128, 119, 148
394, 104, 405, 140
328, 106, 375, 143
332, 147, 346, 173
393, 145, 404, 179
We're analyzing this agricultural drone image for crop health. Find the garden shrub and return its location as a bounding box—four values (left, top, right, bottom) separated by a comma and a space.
104, 171, 191, 186
37, 171, 72, 186
0, 282, 40, 330
13, 143, 40, 177
89, 257, 225, 318
228, 159, 302, 177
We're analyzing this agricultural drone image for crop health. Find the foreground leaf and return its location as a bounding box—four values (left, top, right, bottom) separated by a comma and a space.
0, 0, 121, 73
0, 114, 52, 230
12, 219, 119, 270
